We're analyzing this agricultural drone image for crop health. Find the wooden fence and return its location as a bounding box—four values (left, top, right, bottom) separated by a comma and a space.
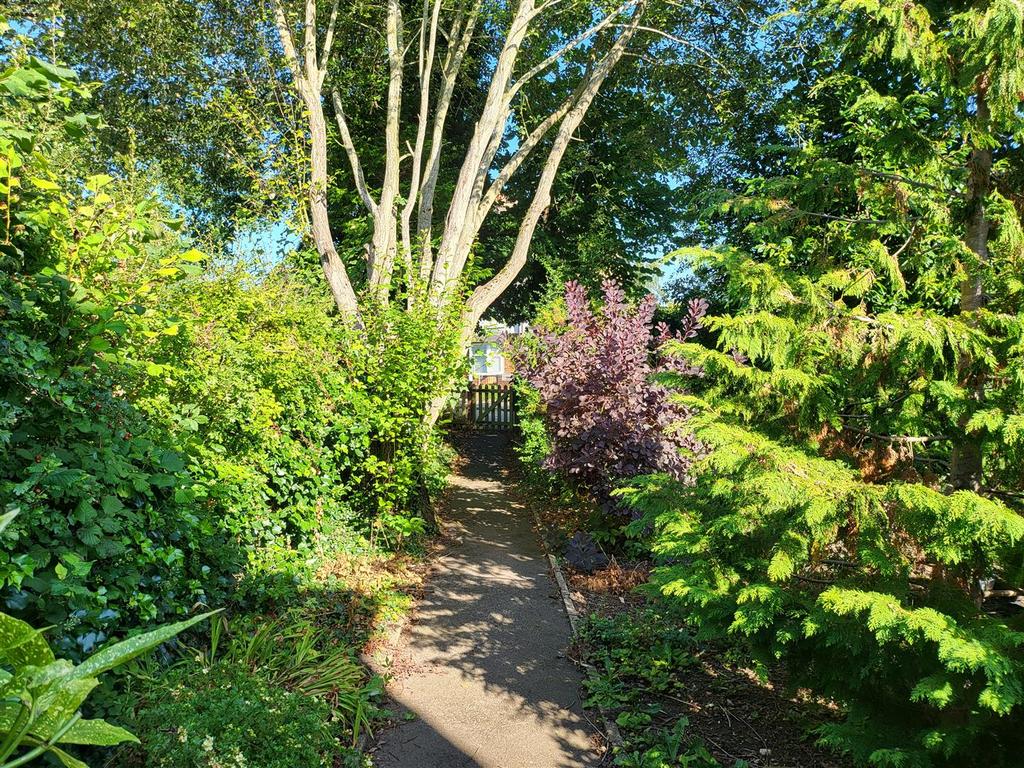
456, 382, 518, 429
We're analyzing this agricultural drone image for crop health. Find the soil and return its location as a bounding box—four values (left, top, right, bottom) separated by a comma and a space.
563, 558, 853, 768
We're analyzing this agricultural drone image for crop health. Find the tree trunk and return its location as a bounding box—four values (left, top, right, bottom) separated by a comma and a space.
306, 84, 362, 320
949, 87, 991, 491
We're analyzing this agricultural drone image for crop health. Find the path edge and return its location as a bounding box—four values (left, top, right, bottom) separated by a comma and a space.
540, 537, 625, 749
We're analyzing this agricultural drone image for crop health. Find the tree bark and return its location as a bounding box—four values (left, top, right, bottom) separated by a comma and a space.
307, 84, 362, 319
367, 0, 404, 301
949, 87, 992, 491
272, 0, 361, 320
275, 0, 645, 419
460, 3, 646, 346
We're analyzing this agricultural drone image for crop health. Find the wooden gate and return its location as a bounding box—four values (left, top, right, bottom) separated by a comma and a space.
458, 382, 518, 429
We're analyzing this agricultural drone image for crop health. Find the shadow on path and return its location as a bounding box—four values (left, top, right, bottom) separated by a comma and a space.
371, 432, 599, 768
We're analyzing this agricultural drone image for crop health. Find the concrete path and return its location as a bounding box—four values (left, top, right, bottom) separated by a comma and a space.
371, 433, 599, 768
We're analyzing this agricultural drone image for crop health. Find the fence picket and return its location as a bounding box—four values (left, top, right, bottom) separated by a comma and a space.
458, 382, 517, 429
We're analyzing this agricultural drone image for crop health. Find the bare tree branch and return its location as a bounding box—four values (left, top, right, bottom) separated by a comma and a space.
274, 0, 360, 321
401, 0, 443, 271
302, 0, 318, 80
507, 0, 637, 100
431, 0, 538, 294
367, 0, 405, 299
476, 90, 577, 225
418, 0, 481, 280
629, 23, 731, 76
271, 0, 304, 86
319, 0, 340, 80
462, 1, 647, 338
331, 90, 377, 214
861, 168, 966, 199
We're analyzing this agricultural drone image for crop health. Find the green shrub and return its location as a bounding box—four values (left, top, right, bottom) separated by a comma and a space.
0, 46, 458, 651
512, 377, 554, 488
125, 664, 351, 768
625, 4, 1024, 763
0, 52, 234, 654
621, 439, 1024, 766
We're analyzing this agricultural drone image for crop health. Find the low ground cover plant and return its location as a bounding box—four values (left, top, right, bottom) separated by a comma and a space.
124, 665, 351, 768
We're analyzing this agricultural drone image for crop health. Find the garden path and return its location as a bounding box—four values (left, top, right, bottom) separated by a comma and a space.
371, 432, 599, 768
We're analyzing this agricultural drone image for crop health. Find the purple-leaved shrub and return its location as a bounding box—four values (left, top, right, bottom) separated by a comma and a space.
508, 280, 707, 509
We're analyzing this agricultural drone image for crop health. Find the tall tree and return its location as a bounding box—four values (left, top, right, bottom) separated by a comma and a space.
831, 0, 1024, 488
271, 0, 646, 335
633, 2, 1024, 763
13, 0, 789, 427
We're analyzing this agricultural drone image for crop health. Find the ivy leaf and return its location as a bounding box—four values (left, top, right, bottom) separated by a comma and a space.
76, 525, 102, 547
158, 451, 185, 473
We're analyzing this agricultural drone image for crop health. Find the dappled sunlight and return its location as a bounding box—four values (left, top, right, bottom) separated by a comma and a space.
371, 433, 600, 768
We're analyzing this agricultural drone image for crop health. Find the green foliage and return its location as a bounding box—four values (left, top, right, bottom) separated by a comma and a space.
512, 377, 554, 488
119, 610, 384, 768
0, 47, 457, 655
137, 273, 460, 554
831, 0, 1024, 125
0, 605, 213, 768
124, 664, 353, 768
0, 50, 233, 652
636, 2, 1024, 763
212, 613, 383, 744
578, 610, 723, 768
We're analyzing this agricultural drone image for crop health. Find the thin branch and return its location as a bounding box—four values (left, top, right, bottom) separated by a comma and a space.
271, 0, 304, 87
418, 0, 481, 279
861, 168, 965, 200
844, 425, 951, 444
507, 0, 637, 100
319, 0, 340, 80
471, 0, 624, 200
629, 24, 731, 76
476, 90, 578, 223
462, 1, 646, 335
431, 0, 542, 292
779, 206, 919, 226
890, 227, 916, 261
331, 91, 377, 213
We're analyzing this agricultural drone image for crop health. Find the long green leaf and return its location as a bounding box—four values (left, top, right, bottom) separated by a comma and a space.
73, 610, 217, 680
56, 718, 137, 747
48, 748, 87, 768
26, 679, 97, 741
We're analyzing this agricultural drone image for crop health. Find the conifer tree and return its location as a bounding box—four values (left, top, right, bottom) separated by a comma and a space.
627, 2, 1024, 765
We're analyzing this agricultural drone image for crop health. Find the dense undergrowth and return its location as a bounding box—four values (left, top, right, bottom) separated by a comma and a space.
0, 47, 453, 766
515, 191, 1024, 767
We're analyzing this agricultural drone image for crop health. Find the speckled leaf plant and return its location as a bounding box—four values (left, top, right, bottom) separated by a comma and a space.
0, 597, 214, 768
